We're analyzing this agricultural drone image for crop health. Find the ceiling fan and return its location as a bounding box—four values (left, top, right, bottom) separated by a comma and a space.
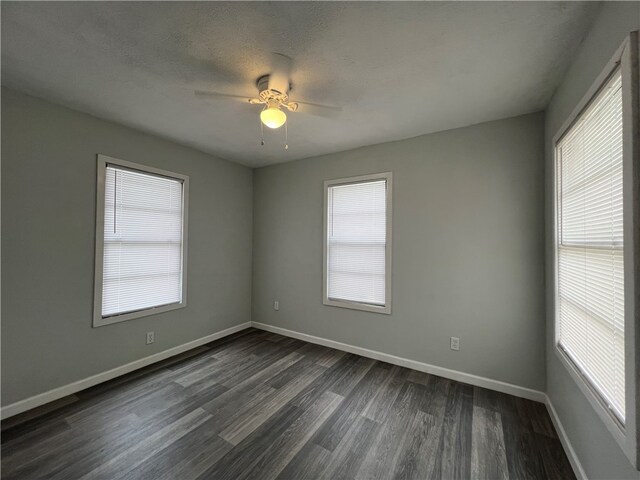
195, 53, 342, 140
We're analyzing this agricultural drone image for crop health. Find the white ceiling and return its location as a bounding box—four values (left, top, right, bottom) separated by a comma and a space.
2, 2, 599, 167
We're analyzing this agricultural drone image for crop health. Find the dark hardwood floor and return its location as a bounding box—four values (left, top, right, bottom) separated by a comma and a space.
1, 328, 575, 479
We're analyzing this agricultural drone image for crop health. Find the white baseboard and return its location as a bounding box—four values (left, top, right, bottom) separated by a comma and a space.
1, 322, 252, 420
251, 321, 546, 403
545, 396, 587, 480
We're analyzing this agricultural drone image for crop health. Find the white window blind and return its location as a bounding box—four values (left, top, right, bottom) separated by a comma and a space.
326, 178, 388, 307
556, 68, 624, 422
101, 165, 185, 318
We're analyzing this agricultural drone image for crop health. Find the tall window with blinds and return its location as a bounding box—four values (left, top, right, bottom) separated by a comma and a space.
94, 156, 189, 327
555, 69, 624, 423
323, 173, 392, 314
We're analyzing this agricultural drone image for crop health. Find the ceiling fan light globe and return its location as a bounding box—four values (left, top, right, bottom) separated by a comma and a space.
260, 107, 287, 129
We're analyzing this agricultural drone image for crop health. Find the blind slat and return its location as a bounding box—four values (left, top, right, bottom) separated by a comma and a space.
556, 69, 625, 422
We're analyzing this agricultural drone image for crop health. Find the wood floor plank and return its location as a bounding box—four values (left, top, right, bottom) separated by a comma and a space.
276, 442, 332, 480
209, 331, 273, 361
315, 347, 347, 368
133, 382, 229, 421
329, 356, 376, 397
1, 413, 142, 479
289, 353, 360, 410
175, 354, 248, 387
200, 382, 278, 435
407, 368, 431, 386
119, 418, 234, 480
197, 404, 303, 480
418, 375, 450, 416
1, 415, 72, 455
264, 332, 288, 343
219, 364, 326, 445
178, 328, 257, 361
240, 390, 344, 480
78, 408, 211, 480
79, 361, 180, 398
48, 386, 228, 480
63, 371, 179, 425
185, 349, 302, 396
355, 382, 421, 480
268, 356, 321, 389
168, 333, 266, 376
294, 342, 328, 360
201, 351, 303, 415
222, 350, 304, 388
127, 382, 195, 420
470, 406, 509, 480
321, 415, 382, 480
496, 390, 523, 424
314, 364, 390, 452
501, 407, 547, 480
535, 432, 577, 480
362, 365, 409, 423
294, 342, 338, 364
392, 377, 449, 480
430, 381, 474, 479
65, 383, 183, 433
524, 400, 557, 438
221, 346, 306, 388
473, 385, 500, 412
0, 395, 79, 432
147, 345, 212, 373
392, 410, 440, 480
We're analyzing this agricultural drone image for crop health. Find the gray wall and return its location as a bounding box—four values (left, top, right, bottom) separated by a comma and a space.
253, 112, 546, 391
544, 2, 640, 479
1, 88, 253, 406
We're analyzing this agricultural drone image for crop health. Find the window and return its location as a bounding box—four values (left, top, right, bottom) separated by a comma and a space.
323, 172, 392, 314
555, 69, 625, 423
93, 155, 189, 327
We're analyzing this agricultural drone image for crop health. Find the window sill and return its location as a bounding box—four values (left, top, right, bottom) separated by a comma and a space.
323, 298, 391, 315
93, 301, 186, 327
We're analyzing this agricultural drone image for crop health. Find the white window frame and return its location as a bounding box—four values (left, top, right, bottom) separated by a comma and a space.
93, 154, 189, 328
552, 32, 639, 466
323, 172, 392, 315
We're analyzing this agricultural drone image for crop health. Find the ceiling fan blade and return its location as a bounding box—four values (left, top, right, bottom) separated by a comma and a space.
194, 90, 253, 102
294, 100, 343, 118
268, 53, 293, 94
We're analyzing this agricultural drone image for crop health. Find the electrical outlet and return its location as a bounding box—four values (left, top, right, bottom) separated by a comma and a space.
146, 331, 155, 345
450, 336, 460, 351
273, 301, 279, 311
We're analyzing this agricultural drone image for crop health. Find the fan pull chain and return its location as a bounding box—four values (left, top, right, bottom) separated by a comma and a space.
284, 121, 289, 150
260, 120, 265, 146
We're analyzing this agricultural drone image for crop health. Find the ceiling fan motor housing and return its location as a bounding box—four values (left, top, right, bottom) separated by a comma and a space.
256, 75, 292, 99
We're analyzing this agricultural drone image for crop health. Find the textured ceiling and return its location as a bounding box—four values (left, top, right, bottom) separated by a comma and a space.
1, 2, 599, 167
